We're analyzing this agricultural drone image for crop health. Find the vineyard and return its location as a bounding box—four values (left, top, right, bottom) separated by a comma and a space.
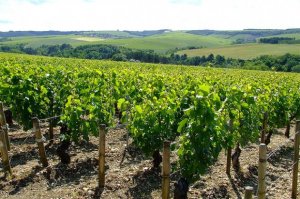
0, 52, 300, 198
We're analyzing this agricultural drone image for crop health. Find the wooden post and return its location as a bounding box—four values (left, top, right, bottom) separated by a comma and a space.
257, 143, 267, 199
0, 126, 12, 176
162, 141, 170, 199
226, 147, 232, 175
32, 117, 48, 167
291, 120, 300, 199
226, 119, 233, 175
244, 186, 253, 199
0, 102, 10, 151
49, 120, 54, 143
285, 122, 291, 138
261, 112, 268, 143
49, 97, 54, 143
98, 124, 106, 188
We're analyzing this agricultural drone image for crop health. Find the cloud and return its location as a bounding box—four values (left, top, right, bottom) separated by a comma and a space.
0, 0, 300, 31
12, 0, 49, 5
0, 20, 11, 24
170, 0, 202, 5
82, 0, 94, 2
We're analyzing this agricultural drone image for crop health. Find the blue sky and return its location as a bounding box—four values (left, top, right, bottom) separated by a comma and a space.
0, 0, 299, 31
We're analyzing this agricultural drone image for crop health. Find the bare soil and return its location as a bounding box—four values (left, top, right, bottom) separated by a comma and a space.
0, 122, 299, 199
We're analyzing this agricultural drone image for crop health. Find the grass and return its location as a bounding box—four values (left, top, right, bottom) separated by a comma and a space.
0, 35, 89, 47
262, 33, 300, 39
97, 32, 232, 53
73, 37, 104, 42
0, 32, 231, 53
82, 31, 139, 38
178, 43, 300, 59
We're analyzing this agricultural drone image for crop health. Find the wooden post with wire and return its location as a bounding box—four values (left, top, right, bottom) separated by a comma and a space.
291, 120, 300, 199
32, 117, 48, 167
244, 186, 253, 199
49, 120, 54, 144
49, 97, 54, 144
0, 102, 10, 151
226, 146, 232, 175
162, 140, 170, 199
257, 143, 267, 199
226, 119, 233, 175
0, 125, 12, 176
261, 112, 268, 143
98, 124, 106, 188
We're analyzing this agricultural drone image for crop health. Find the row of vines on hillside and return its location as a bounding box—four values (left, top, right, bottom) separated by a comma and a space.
1, 53, 300, 182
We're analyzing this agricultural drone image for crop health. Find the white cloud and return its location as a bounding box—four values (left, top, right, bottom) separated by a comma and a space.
169, 0, 202, 5
20, 0, 48, 5
0, 0, 299, 31
0, 20, 11, 24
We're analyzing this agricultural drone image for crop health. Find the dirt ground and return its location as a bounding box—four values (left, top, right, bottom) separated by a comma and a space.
0, 121, 299, 199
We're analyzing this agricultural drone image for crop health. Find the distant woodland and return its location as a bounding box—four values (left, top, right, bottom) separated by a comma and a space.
1, 43, 300, 72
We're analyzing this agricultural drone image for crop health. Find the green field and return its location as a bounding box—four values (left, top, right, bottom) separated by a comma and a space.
0, 35, 90, 47
262, 33, 300, 39
178, 43, 300, 59
97, 32, 231, 53
82, 30, 140, 38
2, 30, 300, 57
0, 32, 231, 53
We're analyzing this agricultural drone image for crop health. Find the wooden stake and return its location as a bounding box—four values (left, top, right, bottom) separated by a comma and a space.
162, 141, 170, 199
0, 102, 10, 151
291, 120, 300, 199
49, 97, 54, 143
49, 120, 54, 144
32, 117, 48, 167
226, 119, 233, 175
285, 122, 291, 138
257, 143, 267, 199
98, 124, 106, 188
226, 147, 232, 175
244, 186, 253, 199
261, 112, 268, 143
0, 126, 12, 176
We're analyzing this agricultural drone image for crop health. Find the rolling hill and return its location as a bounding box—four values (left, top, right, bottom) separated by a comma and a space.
1, 29, 300, 57
0, 31, 231, 53
178, 43, 300, 59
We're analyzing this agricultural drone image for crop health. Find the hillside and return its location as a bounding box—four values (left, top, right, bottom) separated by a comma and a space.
187, 29, 300, 43
97, 32, 231, 53
0, 31, 230, 53
178, 43, 300, 59
1, 29, 300, 56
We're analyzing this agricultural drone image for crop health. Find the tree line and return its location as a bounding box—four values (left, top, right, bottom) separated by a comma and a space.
1, 43, 300, 72
259, 37, 296, 44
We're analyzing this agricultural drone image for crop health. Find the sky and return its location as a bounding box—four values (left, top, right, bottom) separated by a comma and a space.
0, 0, 299, 31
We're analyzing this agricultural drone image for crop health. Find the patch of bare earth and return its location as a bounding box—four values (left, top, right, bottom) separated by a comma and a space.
0, 122, 299, 199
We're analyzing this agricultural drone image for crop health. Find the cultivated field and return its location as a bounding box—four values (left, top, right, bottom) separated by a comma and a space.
0, 31, 231, 53
178, 43, 300, 59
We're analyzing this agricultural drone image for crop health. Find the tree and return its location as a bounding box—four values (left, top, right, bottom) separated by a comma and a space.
206, 54, 214, 62
215, 55, 225, 65
112, 53, 127, 61
291, 65, 300, 73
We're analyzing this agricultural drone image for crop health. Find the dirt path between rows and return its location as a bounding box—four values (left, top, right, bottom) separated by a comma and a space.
0, 122, 299, 198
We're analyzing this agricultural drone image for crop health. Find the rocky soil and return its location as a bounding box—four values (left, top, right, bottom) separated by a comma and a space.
0, 121, 299, 199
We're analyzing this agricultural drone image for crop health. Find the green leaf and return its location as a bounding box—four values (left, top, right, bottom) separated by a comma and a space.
65, 95, 73, 108
241, 102, 249, 109
178, 118, 188, 133
135, 105, 143, 114
117, 98, 126, 109
40, 85, 48, 95
199, 84, 210, 95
